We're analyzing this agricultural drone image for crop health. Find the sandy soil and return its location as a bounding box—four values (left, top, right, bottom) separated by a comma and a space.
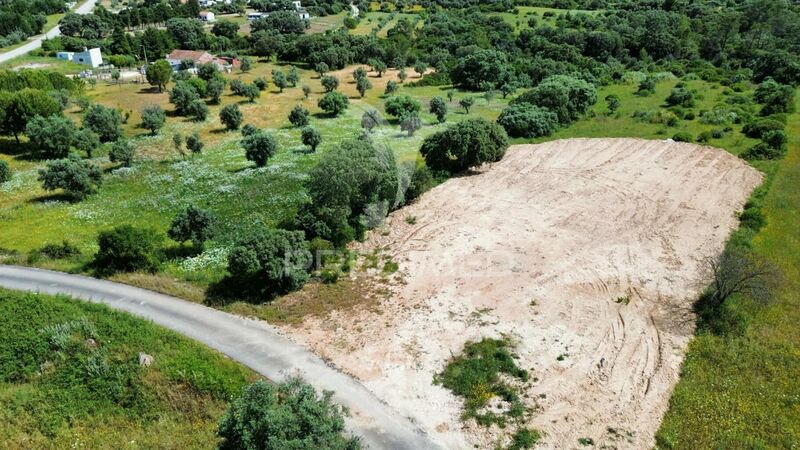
283, 138, 762, 448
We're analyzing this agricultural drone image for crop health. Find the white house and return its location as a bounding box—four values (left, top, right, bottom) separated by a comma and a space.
297, 8, 310, 20
199, 11, 216, 22
292, 1, 302, 9
247, 12, 264, 21
56, 48, 103, 68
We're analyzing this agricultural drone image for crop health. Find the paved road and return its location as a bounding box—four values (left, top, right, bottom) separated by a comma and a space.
0, 0, 97, 65
0, 265, 440, 450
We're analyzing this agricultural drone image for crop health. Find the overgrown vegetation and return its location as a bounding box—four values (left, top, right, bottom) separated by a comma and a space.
435, 338, 531, 429
0, 288, 253, 448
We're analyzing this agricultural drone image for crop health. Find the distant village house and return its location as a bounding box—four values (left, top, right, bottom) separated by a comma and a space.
165, 49, 240, 73
56, 48, 103, 68
199, 11, 215, 22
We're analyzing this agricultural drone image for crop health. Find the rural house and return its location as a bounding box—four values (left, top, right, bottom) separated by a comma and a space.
56, 47, 103, 68
165, 49, 240, 72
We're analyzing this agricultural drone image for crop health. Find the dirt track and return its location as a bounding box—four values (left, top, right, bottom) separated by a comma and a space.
285, 138, 762, 448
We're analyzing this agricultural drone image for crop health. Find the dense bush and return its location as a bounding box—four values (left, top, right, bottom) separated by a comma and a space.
385, 95, 420, 119
301, 126, 322, 152
109, 140, 136, 167
220, 104, 243, 131
420, 119, 509, 173
288, 104, 310, 127
742, 119, 784, 139
83, 104, 122, 142
672, 132, 693, 142
296, 138, 399, 246
168, 206, 215, 248
318, 91, 349, 116
38, 154, 102, 200
0, 160, 9, 184
226, 227, 311, 297
94, 225, 163, 274
242, 131, 278, 167
25, 115, 76, 159
217, 378, 359, 450
141, 105, 166, 135
666, 87, 694, 107
754, 78, 795, 115
513, 75, 596, 125
497, 103, 559, 138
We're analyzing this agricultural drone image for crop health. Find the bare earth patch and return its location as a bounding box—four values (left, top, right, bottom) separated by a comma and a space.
283, 138, 762, 448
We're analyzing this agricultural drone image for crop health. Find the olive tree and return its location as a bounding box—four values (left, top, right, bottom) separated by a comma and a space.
38, 154, 103, 200
220, 104, 243, 131
242, 131, 278, 167
301, 126, 322, 152
318, 92, 349, 116
497, 103, 559, 138
141, 105, 166, 135
420, 119, 509, 174
429, 97, 448, 123
25, 115, 77, 159
109, 140, 136, 167
288, 105, 310, 127
168, 205, 215, 248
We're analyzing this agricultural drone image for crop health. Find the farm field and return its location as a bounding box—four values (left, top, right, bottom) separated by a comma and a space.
0, 288, 255, 449
282, 138, 762, 448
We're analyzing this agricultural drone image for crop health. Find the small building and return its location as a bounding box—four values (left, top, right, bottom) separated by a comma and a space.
166, 49, 239, 73
56, 47, 103, 68
297, 8, 310, 20
199, 11, 215, 22
247, 12, 264, 21
292, 1, 302, 9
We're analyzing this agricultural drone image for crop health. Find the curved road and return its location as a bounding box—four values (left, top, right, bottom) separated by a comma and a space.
0, 265, 439, 450
0, 0, 98, 65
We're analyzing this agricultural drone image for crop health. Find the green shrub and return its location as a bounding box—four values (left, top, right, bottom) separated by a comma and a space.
226, 227, 311, 298
217, 378, 360, 450
434, 338, 528, 425
168, 206, 215, 248
497, 103, 559, 138
420, 119, 509, 174
27, 240, 81, 263
0, 160, 9, 184
672, 132, 693, 142
109, 140, 136, 167
742, 119, 784, 139
508, 428, 542, 450
38, 154, 102, 200
93, 225, 163, 274
405, 161, 436, 203
513, 75, 597, 125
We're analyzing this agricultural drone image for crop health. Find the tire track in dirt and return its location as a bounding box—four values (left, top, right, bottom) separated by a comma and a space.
284, 138, 762, 449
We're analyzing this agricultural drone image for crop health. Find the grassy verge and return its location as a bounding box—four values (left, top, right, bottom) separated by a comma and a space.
0, 288, 256, 448
654, 96, 800, 448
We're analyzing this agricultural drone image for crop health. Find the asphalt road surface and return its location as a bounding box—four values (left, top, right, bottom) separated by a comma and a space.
0, 265, 440, 450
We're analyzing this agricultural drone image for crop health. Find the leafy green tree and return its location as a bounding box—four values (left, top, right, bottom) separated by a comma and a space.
243, 131, 278, 167
459, 97, 474, 113
25, 115, 77, 159
398, 68, 407, 83
315, 62, 329, 77
83, 104, 122, 142
289, 105, 310, 127
38, 154, 102, 200
170, 81, 201, 116
73, 128, 100, 158
220, 104, 244, 131
451, 50, 510, 91
296, 138, 398, 246
302, 85, 311, 98
146, 60, 172, 93
0, 160, 10, 185
361, 109, 383, 133
241, 84, 261, 103
413, 62, 428, 78
666, 87, 694, 107
272, 70, 288, 92
605, 94, 620, 112
513, 75, 597, 125
109, 140, 136, 167
141, 105, 166, 135
352, 67, 368, 82
240, 56, 252, 72
420, 119, 509, 174
385, 95, 420, 119
188, 98, 209, 121
754, 78, 795, 115
173, 132, 184, 157
400, 114, 422, 136
287, 66, 300, 87
321, 75, 339, 92
207, 78, 225, 104
186, 132, 203, 154
241, 124, 259, 137
385, 80, 398, 96
211, 20, 239, 39
301, 126, 322, 152
0, 89, 62, 143
168, 205, 215, 248
497, 103, 559, 138
318, 92, 349, 116
94, 225, 163, 274
356, 76, 372, 98
254, 77, 269, 91
429, 97, 448, 123
251, 10, 306, 35
373, 60, 387, 77
226, 228, 311, 297
217, 378, 359, 450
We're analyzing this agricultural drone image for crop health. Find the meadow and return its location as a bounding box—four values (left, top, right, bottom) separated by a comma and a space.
0, 288, 255, 449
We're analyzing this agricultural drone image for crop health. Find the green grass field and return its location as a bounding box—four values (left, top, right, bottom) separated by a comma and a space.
655, 96, 800, 449
0, 288, 255, 449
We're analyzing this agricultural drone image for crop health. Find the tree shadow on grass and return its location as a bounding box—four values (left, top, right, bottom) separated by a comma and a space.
27, 192, 79, 204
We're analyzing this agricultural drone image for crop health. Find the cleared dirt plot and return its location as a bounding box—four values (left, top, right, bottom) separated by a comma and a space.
284, 138, 762, 448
